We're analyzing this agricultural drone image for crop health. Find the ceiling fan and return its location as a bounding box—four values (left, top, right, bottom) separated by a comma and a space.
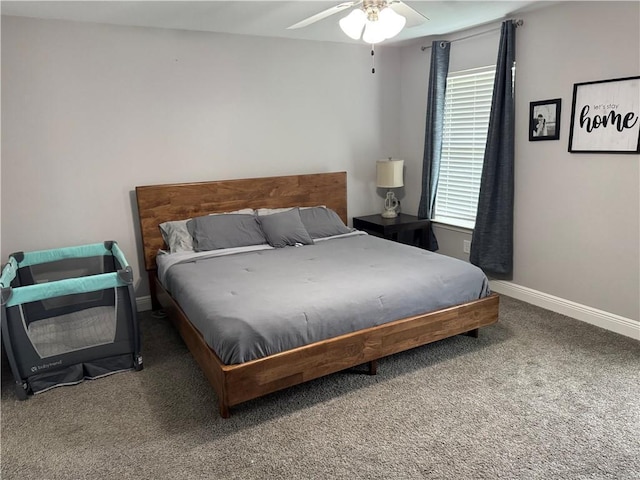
287, 0, 429, 44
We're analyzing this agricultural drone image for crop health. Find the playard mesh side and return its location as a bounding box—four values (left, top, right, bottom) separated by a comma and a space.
1, 241, 143, 399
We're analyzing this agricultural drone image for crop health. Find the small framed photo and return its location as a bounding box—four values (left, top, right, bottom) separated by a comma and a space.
529, 98, 561, 141
568, 76, 640, 154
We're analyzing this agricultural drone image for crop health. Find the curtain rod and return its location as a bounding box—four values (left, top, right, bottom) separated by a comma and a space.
420, 18, 523, 51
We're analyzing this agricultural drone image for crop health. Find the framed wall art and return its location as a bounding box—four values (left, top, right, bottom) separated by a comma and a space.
530, 98, 561, 141
568, 76, 640, 154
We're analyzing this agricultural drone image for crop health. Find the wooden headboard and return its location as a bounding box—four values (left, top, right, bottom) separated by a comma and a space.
135, 171, 348, 271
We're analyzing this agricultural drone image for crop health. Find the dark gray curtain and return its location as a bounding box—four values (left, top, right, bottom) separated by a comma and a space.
470, 21, 516, 277
417, 41, 450, 251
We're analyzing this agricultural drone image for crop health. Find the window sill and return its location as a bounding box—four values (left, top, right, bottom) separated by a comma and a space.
431, 217, 475, 233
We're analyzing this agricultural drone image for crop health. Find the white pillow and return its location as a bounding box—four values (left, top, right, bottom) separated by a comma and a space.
256, 207, 294, 216
159, 219, 193, 253
256, 206, 323, 216
210, 208, 254, 216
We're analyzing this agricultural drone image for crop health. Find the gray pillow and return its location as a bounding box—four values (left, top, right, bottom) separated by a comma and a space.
257, 208, 314, 248
187, 214, 267, 251
159, 209, 258, 253
299, 207, 351, 239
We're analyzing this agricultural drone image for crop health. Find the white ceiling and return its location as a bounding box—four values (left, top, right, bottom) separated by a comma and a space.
1, 1, 545, 45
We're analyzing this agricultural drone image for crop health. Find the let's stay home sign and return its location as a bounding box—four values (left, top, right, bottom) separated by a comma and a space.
569, 76, 640, 153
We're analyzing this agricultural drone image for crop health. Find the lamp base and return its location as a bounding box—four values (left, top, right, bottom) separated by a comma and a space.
381, 190, 399, 218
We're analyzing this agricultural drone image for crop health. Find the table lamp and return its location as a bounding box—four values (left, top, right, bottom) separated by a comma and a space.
376, 158, 404, 218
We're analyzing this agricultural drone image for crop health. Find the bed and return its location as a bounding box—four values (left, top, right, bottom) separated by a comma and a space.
136, 171, 499, 417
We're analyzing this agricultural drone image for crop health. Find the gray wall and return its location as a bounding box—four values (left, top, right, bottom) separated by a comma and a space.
1, 15, 400, 296
2, 1, 639, 325
397, 1, 639, 322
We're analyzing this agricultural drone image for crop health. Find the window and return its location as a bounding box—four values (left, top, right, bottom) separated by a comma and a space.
433, 65, 496, 230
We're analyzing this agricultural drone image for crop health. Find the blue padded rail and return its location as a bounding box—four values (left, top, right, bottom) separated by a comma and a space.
0, 242, 132, 308
13, 242, 129, 270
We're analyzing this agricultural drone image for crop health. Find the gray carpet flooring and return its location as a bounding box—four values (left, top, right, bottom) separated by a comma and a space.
1, 295, 638, 479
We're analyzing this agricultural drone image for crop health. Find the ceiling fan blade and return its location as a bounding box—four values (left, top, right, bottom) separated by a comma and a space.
388, 1, 429, 28
287, 2, 359, 30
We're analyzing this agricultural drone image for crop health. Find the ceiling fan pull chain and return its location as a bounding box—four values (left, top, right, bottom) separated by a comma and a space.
371, 44, 375, 74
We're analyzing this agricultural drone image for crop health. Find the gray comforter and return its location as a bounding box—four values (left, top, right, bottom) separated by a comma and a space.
159, 233, 491, 364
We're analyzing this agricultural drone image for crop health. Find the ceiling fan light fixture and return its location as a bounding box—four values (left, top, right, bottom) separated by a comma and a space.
362, 19, 386, 44
339, 8, 366, 40
378, 7, 406, 39
343, 4, 407, 44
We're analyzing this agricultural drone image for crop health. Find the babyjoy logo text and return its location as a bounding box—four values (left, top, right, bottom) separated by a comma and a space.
31, 360, 63, 372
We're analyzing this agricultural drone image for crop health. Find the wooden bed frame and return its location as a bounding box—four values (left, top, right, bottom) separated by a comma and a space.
136, 171, 499, 418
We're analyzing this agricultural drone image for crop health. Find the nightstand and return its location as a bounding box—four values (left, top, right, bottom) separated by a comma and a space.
352, 213, 431, 250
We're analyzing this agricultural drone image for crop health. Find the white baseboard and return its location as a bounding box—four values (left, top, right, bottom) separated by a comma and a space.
136, 295, 152, 313
489, 280, 640, 340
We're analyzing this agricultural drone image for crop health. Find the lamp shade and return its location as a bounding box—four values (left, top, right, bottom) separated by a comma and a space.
376, 159, 404, 188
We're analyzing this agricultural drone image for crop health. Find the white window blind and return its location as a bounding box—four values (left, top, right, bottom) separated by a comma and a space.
433, 65, 496, 229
